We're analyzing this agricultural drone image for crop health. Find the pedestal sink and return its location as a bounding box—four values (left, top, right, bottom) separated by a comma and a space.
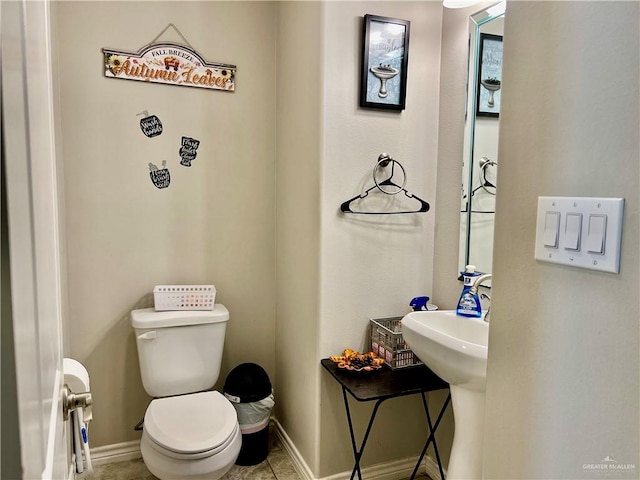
401, 310, 489, 480
480, 79, 501, 108
370, 64, 399, 98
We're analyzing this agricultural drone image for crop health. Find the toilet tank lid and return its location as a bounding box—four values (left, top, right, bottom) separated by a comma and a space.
131, 304, 229, 329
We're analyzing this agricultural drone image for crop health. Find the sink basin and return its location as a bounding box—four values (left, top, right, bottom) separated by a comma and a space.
401, 310, 489, 480
401, 310, 488, 391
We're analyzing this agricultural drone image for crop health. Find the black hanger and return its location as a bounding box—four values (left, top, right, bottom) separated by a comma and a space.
462, 182, 492, 201
460, 157, 497, 214
340, 154, 430, 215
461, 185, 496, 214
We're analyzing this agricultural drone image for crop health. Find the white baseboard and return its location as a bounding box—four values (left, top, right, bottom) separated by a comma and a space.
68, 441, 141, 479
87, 440, 142, 467
317, 456, 443, 480
424, 455, 445, 480
272, 418, 445, 480
271, 418, 316, 480
80, 440, 142, 467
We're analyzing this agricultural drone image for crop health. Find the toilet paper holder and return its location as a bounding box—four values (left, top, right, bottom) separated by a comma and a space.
62, 384, 92, 423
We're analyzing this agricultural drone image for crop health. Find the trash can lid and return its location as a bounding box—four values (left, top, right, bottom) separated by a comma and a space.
223, 363, 272, 403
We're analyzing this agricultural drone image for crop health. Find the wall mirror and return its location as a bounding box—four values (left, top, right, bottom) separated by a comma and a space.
459, 2, 506, 276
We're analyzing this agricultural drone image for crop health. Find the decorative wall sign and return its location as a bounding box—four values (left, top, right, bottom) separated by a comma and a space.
103, 42, 236, 92
149, 160, 170, 189
360, 15, 410, 111
138, 111, 163, 137
179, 137, 200, 167
477, 33, 503, 117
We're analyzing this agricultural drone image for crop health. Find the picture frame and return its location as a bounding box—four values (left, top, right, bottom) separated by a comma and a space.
360, 14, 410, 111
476, 33, 503, 117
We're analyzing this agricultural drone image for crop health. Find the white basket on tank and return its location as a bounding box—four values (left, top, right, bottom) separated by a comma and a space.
153, 285, 216, 311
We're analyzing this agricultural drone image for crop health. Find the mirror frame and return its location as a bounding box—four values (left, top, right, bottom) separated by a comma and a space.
461, 1, 506, 271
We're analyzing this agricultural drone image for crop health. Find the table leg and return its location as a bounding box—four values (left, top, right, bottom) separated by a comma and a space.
341, 386, 385, 480
409, 390, 452, 480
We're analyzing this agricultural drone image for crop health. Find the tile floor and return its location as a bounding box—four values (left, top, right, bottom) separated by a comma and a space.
77, 425, 300, 480
77, 423, 434, 480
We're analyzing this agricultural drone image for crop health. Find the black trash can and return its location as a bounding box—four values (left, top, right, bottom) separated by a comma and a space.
223, 363, 274, 466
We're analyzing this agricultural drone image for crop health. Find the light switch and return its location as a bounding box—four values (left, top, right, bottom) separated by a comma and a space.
535, 196, 624, 273
564, 213, 582, 251
543, 212, 560, 248
586, 214, 607, 254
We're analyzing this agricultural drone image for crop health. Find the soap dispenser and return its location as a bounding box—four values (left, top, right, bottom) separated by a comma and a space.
456, 265, 482, 317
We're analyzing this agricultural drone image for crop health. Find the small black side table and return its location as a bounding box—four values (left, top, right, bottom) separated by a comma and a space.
321, 359, 450, 480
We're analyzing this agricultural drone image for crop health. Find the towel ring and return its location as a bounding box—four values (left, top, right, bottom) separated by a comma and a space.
373, 154, 406, 195
479, 157, 497, 195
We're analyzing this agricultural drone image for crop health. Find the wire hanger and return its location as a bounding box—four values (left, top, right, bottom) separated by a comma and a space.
460, 157, 497, 213
340, 154, 430, 215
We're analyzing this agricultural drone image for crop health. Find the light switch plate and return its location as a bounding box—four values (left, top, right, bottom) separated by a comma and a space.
534, 196, 624, 273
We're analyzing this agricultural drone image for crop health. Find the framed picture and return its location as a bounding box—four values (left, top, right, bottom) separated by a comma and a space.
360, 14, 410, 111
476, 33, 503, 117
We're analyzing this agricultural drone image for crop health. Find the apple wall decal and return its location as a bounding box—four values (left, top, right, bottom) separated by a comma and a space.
138, 110, 163, 138
149, 160, 170, 189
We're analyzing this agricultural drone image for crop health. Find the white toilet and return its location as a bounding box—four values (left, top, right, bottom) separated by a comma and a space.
131, 305, 241, 480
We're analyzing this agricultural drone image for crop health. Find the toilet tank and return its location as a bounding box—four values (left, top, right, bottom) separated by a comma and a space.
131, 305, 229, 397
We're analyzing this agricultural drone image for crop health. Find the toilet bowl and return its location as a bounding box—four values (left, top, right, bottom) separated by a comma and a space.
140, 391, 242, 480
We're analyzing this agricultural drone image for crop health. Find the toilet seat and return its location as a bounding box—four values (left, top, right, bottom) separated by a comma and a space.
144, 391, 238, 459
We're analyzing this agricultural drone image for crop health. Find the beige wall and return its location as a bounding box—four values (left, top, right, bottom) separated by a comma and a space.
433, 3, 486, 311
275, 2, 323, 475
56, 1, 278, 447
56, 1, 453, 471
275, 2, 455, 476
484, 2, 639, 478
318, 1, 446, 475
55, 0, 452, 471
430, 3, 487, 471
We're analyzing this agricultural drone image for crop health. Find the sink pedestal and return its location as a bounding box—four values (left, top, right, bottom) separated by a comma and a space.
400, 311, 489, 480
448, 386, 485, 479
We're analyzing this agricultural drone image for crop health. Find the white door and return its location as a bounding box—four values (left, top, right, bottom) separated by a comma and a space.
2, 0, 68, 478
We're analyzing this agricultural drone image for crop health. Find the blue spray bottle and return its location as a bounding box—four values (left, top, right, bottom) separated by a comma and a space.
456, 265, 482, 317
409, 296, 430, 311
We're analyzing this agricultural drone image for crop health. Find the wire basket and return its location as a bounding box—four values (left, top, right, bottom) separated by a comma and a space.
370, 316, 423, 369
153, 285, 216, 311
